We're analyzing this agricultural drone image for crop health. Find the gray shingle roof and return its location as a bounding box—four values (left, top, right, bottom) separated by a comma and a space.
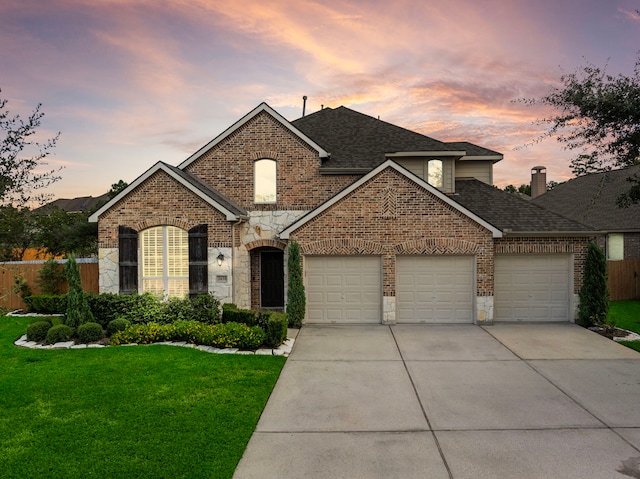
531, 165, 640, 231
453, 178, 592, 233
165, 163, 248, 217
292, 106, 459, 169
445, 141, 502, 158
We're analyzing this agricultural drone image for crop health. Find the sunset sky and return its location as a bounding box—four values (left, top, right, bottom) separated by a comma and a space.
1, 0, 639, 201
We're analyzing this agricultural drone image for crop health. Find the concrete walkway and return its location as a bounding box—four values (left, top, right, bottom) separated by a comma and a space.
233, 323, 640, 479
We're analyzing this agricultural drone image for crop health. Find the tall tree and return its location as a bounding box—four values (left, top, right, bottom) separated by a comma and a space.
0, 88, 61, 207
524, 57, 640, 204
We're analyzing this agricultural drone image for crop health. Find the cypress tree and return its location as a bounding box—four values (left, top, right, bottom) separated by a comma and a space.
578, 240, 609, 327
286, 240, 305, 328
64, 255, 95, 328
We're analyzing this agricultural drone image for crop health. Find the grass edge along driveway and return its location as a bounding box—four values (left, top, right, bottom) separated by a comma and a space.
610, 300, 640, 352
0, 316, 285, 479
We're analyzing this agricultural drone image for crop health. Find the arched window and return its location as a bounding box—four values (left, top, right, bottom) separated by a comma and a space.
427, 159, 443, 189
140, 226, 189, 298
254, 159, 277, 203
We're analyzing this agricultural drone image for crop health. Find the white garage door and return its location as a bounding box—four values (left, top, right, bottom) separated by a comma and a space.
305, 256, 382, 323
396, 256, 474, 323
494, 255, 571, 322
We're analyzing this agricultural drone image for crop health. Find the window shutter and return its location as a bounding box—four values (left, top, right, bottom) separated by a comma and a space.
189, 224, 208, 296
119, 226, 138, 294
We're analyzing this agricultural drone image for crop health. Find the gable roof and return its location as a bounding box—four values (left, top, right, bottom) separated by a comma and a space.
531, 165, 640, 232
454, 178, 593, 234
445, 141, 503, 160
178, 102, 329, 169
280, 160, 503, 239
88, 162, 247, 222
291, 106, 502, 170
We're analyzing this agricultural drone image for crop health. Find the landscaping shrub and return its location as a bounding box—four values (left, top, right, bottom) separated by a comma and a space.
12, 274, 33, 308
109, 321, 265, 350
77, 322, 104, 343
263, 312, 288, 348
37, 259, 66, 294
64, 256, 95, 328
187, 293, 221, 324
286, 240, 305, 328
24, 294, 67, 314
45, 324, 74, 344
119, 293, 166, 324
26, 321, 52, 342
578, 240, 609, 328
107, 318, 131, 337
221, 303, 257, 326
87, 293, 137, 327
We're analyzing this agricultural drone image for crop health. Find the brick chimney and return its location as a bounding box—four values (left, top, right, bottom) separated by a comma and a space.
530, 166, 546, 199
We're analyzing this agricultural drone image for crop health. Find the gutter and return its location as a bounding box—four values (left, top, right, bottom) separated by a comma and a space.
500, 230, 600, 237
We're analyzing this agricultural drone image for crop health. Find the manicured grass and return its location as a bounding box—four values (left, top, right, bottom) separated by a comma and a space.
608, 300, 640, 334
0, 316, 285, 479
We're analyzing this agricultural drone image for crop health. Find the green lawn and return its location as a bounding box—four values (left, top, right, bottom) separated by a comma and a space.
0, 316, 285, 479
608, 300, 640, 352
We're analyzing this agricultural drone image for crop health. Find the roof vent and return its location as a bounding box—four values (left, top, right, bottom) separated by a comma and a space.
302, 96, 307, 117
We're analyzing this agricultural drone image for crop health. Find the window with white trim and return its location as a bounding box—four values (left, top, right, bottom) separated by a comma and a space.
254, 159, 277, 203
140, 226, 189, 298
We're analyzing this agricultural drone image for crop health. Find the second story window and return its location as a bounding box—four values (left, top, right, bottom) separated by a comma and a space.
254, 159, 277, 203
427, 159, 443, 189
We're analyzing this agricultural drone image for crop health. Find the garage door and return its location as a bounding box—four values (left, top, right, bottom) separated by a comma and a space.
396, 256, 474, 323
494, 255, 571, 321
305, 256, 382, 323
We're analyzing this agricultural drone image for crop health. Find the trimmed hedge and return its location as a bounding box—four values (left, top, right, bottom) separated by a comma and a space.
45, 324, 74, 344
77, 322, 104, 343
26, 321, 52, 342
24, 295, 67, 314
107, 318, 131, 337
109, 321, 265, 350
222, 303, 257, 326
264, 312, 288, 348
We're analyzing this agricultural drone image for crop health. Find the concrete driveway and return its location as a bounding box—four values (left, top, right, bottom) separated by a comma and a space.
233, 323, 640, 479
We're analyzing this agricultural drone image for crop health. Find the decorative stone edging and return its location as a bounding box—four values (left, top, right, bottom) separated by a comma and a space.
9, 312, 296, 356
13, 334, 295, 356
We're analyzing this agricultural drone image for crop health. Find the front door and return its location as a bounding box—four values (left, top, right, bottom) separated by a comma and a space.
261, 251, 284, 308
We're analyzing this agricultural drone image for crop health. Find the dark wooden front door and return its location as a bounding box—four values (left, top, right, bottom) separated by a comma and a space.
261, 251, 284, 308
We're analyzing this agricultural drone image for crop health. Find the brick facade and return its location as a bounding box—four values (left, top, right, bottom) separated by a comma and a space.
97, 170, 232, 248
185, 111, 359, 211
289, 168, 495, 297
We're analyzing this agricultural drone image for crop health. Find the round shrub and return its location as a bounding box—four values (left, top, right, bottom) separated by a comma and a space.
26, 321, 52, 342
45, 324, 74, 344
107, 318, 131, 337
77, 322, 104, 343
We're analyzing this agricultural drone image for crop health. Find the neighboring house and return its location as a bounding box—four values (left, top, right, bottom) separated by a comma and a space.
39, 193, 110, 214
89, 103, 594, 324
531, 165, 640, 261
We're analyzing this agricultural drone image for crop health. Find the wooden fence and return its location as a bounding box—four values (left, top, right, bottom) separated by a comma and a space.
608, 259, 640, 301
0, 259, 99, 311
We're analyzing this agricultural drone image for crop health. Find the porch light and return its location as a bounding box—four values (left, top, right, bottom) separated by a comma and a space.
216, 253, 225, 266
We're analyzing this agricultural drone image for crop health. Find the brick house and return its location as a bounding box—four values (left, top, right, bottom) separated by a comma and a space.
89, 103, 594, 324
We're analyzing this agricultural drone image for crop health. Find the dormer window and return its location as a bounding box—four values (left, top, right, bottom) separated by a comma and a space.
428, 159, 443, 188
254, 159, 277, 203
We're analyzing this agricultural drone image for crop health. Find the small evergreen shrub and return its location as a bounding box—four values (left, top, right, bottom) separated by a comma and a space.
12, 275, 33, 308
45, 324, 74, 344
119, 293, 166, 324
187, 293, 221, 324
24, 294, 67, 314
26, 321, 52, 342
86, 293, 136, 327
221, 303, 257, 326
64, 256, 95, 328
77, 322, 104, 343
286, 240, 305, 328
107, 318, 131, 337
264, 312, 288, 348
578, 240, 610, 328
37, 259, 66, 295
